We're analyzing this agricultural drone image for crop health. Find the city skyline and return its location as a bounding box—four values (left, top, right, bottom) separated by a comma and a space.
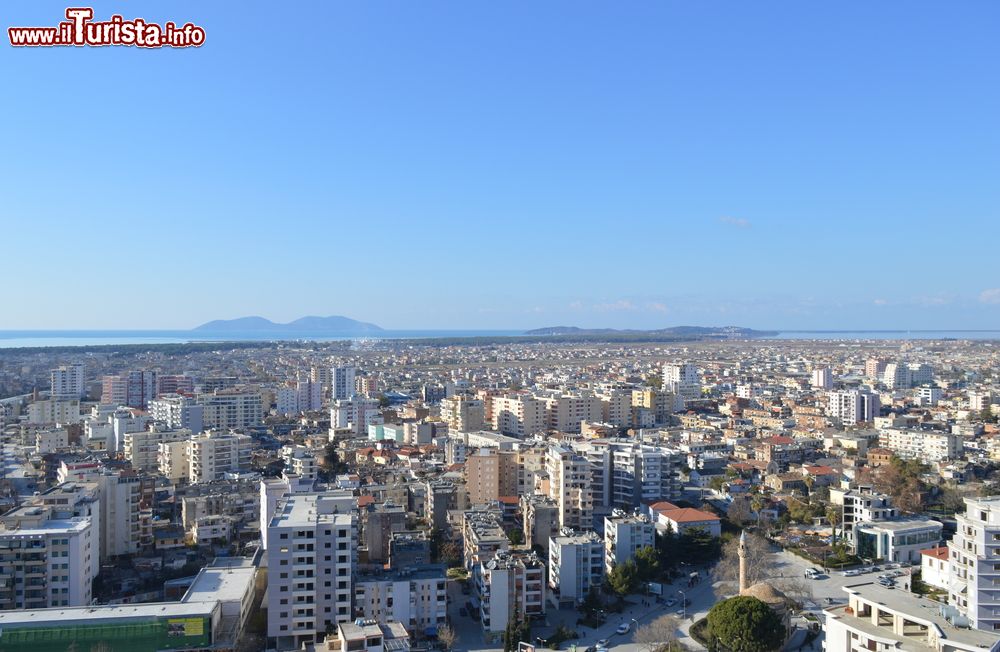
5, 1, 1000, 330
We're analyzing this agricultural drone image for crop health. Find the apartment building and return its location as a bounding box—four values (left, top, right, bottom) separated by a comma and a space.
101, 370, 157, 409
828, 390, 881, 426
491, 394, 547, 437
536, 391, 604, 433
149, 394, 204, 434
545, 444, 593, 530
282, 445, 318, 481
362, 502, 406, 564
187, 432, 254, 483
331, 366, 357, 401
465, 448, 519, 505
50, 365, 84, 399
26, 399, 80, 425
549, 529, 603, 606
811, 367, 833, 390
584, 440, 683, 516
197, 390, 263, 430
156, 374, 195, 396
462, 509, 509, 572
948, 497, 1000, 631
98, 471, 152, 560
330, 397, 381, 437
479, 551, 545, 634
521, 493, 559, 555
663, 363, 700, 402
440, 395, 485, 432
879, 429, 963, 462
0, 505, 98, 609
604, 511, 655, 574
266, 492, 359, 650
124, 425, 191, 472
831, 488, 898, 541
353, 564, 447, 631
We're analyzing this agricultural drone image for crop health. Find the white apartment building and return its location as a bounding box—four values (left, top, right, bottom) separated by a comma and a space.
917, 386, 944, 407
353, 565, 447, 632
330, 397, 381, 437
187, 432, 254, 483
124, 425, 191, 472
831, 488, 898, 540
479, 551, 546, 633
491, 394, 547, 437
35, 428, 69, 454
882, 362, 934, 390
0, 506, 98, 609
604, 511, 655, 574
824, 583, 1000, 652
545, 444, 593, 530
879, 429, 963, 462
109, 408, 151, 453
970, 392, 993, 414
811, 367, 833, 390
50, 365, 85, 399
584, 441, 683, 515
331, 366, 357, 401
663, 363, 700, 402
948, 497, 1000, 631
828, 390, 880, 426
27, 399, 81, 425
149, 394, 204, 434
266, 492, 358, 650
196, 390, 263, 430
597, 389, 633, 427
282, 446, 318, 480
549, 529, 604, 606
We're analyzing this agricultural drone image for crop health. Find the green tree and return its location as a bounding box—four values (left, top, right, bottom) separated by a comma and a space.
657, 525, 681, 572
635, 545, 661, 581
706, 596, 785, 652
607, 559, 639, 596
678, 527, 721, 565
509, 528, 525, 546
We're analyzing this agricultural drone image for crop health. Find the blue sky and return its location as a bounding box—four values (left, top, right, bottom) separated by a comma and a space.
3, 1, 999, 330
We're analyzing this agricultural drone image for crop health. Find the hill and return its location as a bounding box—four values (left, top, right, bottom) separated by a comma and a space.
193, 315, 384, 333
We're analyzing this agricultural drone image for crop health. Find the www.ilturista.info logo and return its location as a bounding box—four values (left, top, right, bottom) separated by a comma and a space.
8, 7, 205, 48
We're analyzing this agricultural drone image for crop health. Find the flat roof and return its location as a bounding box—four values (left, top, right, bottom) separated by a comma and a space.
856, 518, 942, 533
0, 601, 218, 628
830, 582, 1000, 650
182, 559, 257, 604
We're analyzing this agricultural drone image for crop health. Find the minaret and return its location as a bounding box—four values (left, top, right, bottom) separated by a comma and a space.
738, 530, 748, 594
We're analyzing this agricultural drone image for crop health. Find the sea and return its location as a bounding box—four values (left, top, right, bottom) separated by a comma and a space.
1, 329, 1000, 349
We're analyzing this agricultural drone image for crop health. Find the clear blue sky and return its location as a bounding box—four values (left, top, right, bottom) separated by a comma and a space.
4, 1, 999, 330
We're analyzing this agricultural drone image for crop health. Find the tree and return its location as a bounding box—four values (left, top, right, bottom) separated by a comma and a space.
678, 527, 721, 565
706, 596, 785, 652
509, 528, 525, 546
635, 546, 661, 581
657, 525, 681, 572
727, 496, 753, 527
437, 623, 457, 651
439, 541, 462, 567
607, 559, 639, 596
635, 613, 681, 652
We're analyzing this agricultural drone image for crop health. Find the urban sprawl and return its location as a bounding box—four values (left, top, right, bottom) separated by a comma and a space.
0, 337, 998, 652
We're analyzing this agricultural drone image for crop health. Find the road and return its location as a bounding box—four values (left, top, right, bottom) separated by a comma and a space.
444, 549, 914, 652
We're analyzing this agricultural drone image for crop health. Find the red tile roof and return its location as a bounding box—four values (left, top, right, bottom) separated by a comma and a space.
920, 547, 948, 560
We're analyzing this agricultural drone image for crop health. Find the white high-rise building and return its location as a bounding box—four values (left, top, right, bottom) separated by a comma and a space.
663, 363, 700, 402
828, 389, 880, 426
149, 394, 204, 433
548, 529, 604, 606
948, 497, 1000, 631
811, 367, 833, 390
545, 444, 593, 530
186, 431, 254, 483
0, 505, 98, 608
197, 390, 263, 430
329, 397, 381, 437
266, 492, 358, 650
297, 379, 323, 412
123, 425, 191, 472
604, 512, 655, 574
331, 366, 356, 401
50, 364, 85, 399
491, 395, 547, 437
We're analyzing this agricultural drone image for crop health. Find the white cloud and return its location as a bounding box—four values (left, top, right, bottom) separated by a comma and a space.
593, 300, 637, 312
980, 289, 1000, 305
719, 216, 751, 229
873, 299, 887, 306
645, 301, 669, 313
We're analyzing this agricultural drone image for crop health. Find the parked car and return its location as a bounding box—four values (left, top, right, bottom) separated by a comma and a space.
616, 623, 631, 635
664, 598, 677, 607
596, 639, 609, 648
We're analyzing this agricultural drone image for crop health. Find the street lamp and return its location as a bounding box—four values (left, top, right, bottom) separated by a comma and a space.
678, 589, 687, 619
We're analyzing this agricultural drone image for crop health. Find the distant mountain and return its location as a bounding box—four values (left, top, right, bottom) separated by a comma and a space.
193, 315, 384, 333
524, 325, 776, 338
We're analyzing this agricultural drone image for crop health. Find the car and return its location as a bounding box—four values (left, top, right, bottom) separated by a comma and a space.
616, 623, 631, 635
596, 639, 609, 648
664, 598, 677, 607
